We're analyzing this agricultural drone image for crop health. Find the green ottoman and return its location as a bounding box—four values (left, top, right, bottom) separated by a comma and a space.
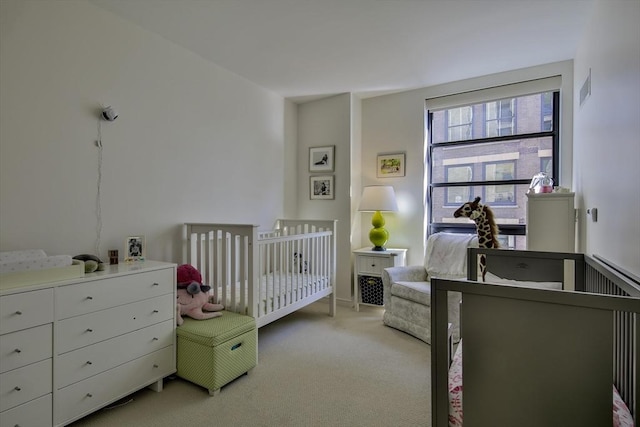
176, 311, 257, 396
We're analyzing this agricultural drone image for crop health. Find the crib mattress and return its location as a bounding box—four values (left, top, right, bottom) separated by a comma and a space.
447, 341, 635, 427
217, 272, 330, 311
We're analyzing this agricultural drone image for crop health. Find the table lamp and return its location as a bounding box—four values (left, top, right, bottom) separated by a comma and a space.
358, 185, 398, 251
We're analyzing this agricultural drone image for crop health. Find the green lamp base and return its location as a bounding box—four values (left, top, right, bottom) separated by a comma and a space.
369, 210, 389, 251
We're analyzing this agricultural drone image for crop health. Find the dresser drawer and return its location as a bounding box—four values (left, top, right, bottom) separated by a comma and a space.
56, 294, 174, 354
56, 268, 174, 320
0, 288, 54, 335
357, 256, 393, 275
56, 320, 174, 388
55, 346, 174, 425
0, 324, 52, 374
0, 358, 51, 412
0, 393, 51, 427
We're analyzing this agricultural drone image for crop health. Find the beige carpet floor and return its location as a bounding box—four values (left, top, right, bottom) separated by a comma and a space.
70, 301, 431, 427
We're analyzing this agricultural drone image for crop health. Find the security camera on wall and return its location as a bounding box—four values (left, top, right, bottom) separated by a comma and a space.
101, 106, 118, 121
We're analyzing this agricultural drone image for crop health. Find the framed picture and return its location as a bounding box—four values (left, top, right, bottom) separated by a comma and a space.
310, 175, 334, 200
309, 145, 335, 172
377, 153, 406, 178
125, 235, 145, 261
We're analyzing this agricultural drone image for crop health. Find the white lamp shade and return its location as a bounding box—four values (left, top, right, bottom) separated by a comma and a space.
358, 185, 398, 212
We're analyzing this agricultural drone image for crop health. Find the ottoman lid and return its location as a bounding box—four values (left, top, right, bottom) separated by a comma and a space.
177, 311, 256, 346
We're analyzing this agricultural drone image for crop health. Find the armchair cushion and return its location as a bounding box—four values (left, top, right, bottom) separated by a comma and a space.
391, 281, 431, 306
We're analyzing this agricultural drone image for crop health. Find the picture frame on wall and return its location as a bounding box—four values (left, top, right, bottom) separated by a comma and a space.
310, 175, 334, 200
309, 145, 335, 172
125, 235, 145, 261
377, 153, 406, 178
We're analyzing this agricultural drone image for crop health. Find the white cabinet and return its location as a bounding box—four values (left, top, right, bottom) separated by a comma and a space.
526, 192, 576, 252
353, 248, 407, 311
0, 261, 176, 427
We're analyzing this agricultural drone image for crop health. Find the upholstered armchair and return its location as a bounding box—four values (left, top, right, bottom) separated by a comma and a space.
381, 233, 478, 344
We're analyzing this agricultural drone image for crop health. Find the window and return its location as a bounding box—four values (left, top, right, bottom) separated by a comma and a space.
541, 92, 553, 131
426, 81, 560, 249
484, 161, 515, 206
445, 164, 473, 204
447, 106, 473, 141
485, 99, 515, 137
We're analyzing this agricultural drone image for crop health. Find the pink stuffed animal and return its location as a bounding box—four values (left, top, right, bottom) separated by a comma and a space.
176, 264, 224, 326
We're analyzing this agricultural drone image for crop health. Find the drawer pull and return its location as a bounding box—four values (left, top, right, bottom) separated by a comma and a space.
86, 361, 93, 365
152, 282, 159, 286
152, 337, 159, 341
14, 348, 21, 353
371, 264, 376, 267
86, 328, 93, 333
86, 393, 93, 398
153, 309, 159, 313
153, 364, 159, 368
86, 296, 93, 300
14, 386, 21, 391
15, 310, 22, 315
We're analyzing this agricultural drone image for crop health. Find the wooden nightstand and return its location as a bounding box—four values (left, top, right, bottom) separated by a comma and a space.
353, 248, 407, 312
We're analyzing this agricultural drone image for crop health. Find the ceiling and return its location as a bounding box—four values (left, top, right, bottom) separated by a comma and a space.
89, 0, 595, 102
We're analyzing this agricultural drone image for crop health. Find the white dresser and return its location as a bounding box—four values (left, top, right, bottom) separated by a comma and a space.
0, 261, 176, 427
526, 192, 576, 252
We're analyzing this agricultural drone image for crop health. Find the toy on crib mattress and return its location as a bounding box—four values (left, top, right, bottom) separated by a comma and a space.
176, 264, 224, 326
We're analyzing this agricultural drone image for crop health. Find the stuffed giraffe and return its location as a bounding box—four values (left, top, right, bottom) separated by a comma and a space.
453, 196, 500, 281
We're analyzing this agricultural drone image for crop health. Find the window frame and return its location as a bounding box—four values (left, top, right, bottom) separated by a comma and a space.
427, 91, 560, 237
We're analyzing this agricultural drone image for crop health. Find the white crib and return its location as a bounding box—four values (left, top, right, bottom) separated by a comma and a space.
183, 219, 337, 328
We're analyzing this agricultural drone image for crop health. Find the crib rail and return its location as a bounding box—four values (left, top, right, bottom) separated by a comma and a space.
184, 223, 258, 316
184, 220, 336, 327
585, 255, 640, 420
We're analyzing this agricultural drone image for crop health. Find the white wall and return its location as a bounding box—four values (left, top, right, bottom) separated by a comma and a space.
0, 0, 287, 263
361, 61, 575, 266
297, 94, 352, 301
573, 0, 640, 276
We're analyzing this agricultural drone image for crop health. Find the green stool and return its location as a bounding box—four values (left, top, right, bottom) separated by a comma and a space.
176, 311, 257, 395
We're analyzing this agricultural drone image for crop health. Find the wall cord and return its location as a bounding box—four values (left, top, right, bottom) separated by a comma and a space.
95, 118, 103, 257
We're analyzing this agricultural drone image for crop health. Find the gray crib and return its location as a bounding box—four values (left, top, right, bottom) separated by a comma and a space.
431, 249, 639, 427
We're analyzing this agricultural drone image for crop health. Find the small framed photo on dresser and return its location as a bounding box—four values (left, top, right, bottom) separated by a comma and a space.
125, 235, 145, 261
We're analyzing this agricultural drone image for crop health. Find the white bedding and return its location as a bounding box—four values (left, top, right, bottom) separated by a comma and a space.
215, 272, 330, 309
484, 271, 562, 290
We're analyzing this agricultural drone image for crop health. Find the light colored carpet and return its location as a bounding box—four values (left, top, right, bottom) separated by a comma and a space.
70, 301, 431, 426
